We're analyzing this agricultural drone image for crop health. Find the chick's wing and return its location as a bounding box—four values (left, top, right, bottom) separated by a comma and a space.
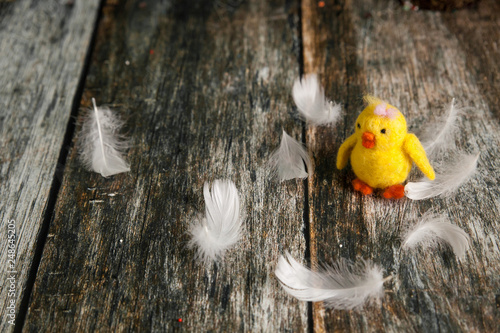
403, 133, 435, 180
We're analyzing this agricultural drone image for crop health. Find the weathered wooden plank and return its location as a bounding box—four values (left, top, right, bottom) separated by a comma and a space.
442, 0, 500, 120
0, 1, 100, 331
24, 0, 308, 331
303, 0, 500, 331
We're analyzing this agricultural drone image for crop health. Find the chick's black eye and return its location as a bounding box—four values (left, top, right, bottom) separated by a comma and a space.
381, 129, 386, 134
357, 123, 361, 129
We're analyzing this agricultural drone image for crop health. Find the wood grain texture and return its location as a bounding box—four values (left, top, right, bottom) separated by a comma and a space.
442, 0, 500, 120
24, 0, 308, 331
0, 1, 100, 332
303, 0, 500, 331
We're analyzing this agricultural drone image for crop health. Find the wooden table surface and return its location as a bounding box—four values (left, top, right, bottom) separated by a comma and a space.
1, 0, 499, 332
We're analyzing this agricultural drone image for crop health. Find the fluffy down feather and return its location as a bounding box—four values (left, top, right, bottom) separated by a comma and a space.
275, 252, 386, 310
268, 130, 312, 181
402, 211, 470, 258
188, 180, 242, 263
405, 153, 479, 200
79, 98, 130, 177
292, 74, 341, 125
422, 98, 463, 158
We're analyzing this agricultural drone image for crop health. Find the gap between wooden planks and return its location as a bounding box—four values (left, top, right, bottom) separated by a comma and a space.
0, 1, 101, 332
24, 0, 309, 332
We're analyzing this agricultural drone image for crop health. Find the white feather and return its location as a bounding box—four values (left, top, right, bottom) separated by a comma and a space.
405, 153, 479, 200
422, 98, 462, 158
402, 212, 470, 258
188, 180, 242, 263
292, 74, 341, 125
275, 252, 386, 310
268, 130, 312, 181
79, 98, 130, 177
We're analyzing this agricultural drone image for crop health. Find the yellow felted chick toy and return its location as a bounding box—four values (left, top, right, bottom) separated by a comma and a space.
336, 96, 435, 199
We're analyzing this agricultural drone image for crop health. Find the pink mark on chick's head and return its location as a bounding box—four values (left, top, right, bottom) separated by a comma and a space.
374, 103, 398, 119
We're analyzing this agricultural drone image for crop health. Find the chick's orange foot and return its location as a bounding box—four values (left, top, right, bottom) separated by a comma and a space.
382, 184, 405, 199
352, 178, 373, 195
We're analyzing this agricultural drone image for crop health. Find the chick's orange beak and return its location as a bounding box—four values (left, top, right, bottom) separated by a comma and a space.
362, 132, 375, 149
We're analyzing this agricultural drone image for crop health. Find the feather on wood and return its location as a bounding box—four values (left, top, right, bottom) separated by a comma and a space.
79, 98, 130, 177
275, 252, 387, 310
